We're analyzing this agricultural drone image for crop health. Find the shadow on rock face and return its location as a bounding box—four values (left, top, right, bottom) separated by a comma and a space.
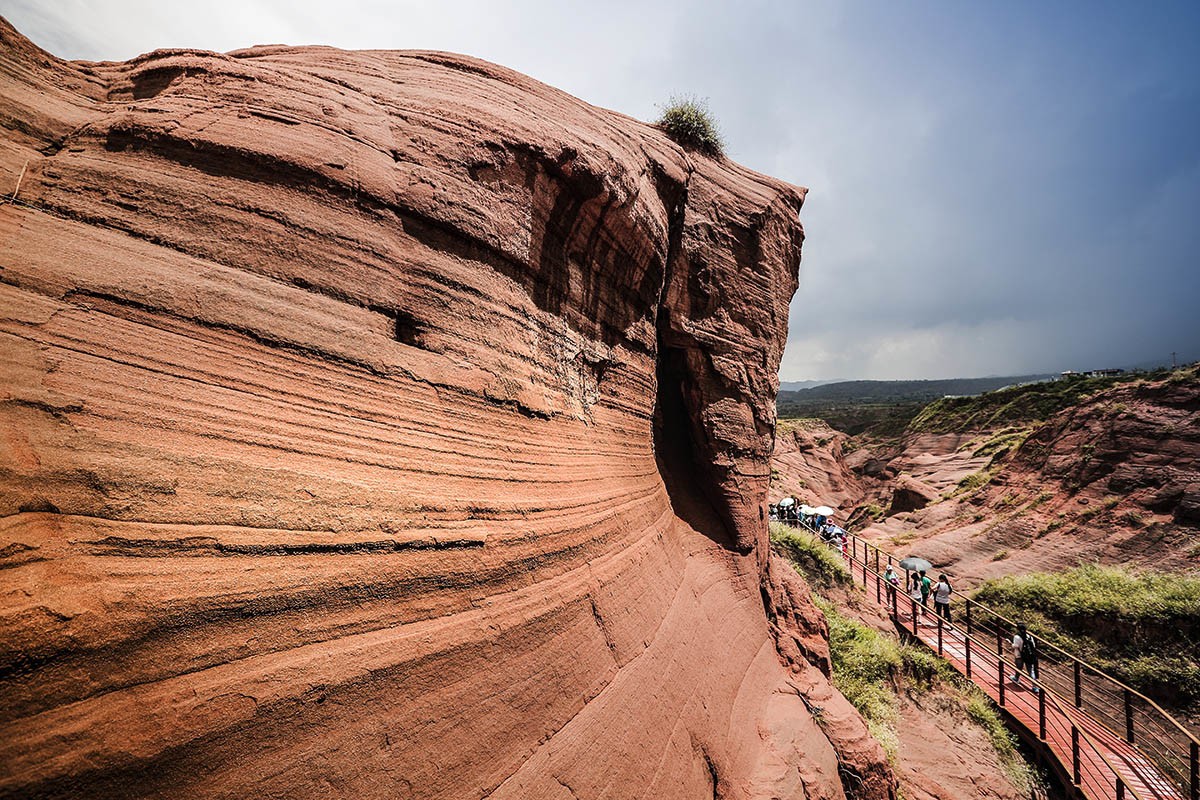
653, 344, 739, 550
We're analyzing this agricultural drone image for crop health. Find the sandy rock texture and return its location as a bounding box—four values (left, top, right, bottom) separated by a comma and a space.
769, 419, 870, 514
0, 19, 893, 800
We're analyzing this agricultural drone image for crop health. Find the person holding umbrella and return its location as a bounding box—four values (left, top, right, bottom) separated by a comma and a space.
898, 556, 932, 626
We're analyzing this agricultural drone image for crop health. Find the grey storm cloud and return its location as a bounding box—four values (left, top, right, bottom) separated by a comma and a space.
4, 0, 1197, 380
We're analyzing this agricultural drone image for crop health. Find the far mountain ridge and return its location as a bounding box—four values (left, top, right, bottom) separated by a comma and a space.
778, 374, 1055, 404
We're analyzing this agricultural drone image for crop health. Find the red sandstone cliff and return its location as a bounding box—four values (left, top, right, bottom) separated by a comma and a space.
0, 19, 892, 800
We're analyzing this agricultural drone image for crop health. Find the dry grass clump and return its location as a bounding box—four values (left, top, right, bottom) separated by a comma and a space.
656, 95, 724, 156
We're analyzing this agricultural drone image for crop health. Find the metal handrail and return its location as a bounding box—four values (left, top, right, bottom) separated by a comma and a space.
954, 581, 1198, 746
824, 521, 1198, 743
777, 517, 1197, 800
829, 525, 1199, 800
831, 531, 1154, 800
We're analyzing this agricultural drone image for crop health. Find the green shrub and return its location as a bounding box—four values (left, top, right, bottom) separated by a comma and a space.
656, 95, 724, 155
770, 522, 851, 587
965, 692, 1016, 760
814, 597, 902, 762
861, 503, 887, 521
972, 427, 1033, 461
972, 565, 1200, 705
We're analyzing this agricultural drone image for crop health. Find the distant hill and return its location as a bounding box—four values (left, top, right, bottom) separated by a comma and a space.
776, 374, 1056, 436
778, 375, 1055, 407
779, 379, 845, 392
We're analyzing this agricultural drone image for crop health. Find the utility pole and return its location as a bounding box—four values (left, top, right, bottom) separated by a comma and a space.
1172, 352, 1178, 369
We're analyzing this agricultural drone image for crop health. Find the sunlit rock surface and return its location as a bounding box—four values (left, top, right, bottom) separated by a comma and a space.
0, 19, 893, 799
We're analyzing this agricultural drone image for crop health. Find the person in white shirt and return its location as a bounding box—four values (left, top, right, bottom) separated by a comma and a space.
1010, 629, 1025, 685
932, 574, 953, 622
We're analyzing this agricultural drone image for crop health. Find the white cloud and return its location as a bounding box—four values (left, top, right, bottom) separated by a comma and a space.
3, 0, 1196, 379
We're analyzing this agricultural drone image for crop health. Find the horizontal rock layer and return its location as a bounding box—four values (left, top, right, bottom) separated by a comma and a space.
0, 18, 891, 800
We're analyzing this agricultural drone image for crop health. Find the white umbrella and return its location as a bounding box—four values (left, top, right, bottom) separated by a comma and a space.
777, 497, 795, 508
813, 506, 835, 517
799, 504, 815, 515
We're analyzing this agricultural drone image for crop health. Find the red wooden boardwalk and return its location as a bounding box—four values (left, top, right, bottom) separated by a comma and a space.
800, 524, 1199, 800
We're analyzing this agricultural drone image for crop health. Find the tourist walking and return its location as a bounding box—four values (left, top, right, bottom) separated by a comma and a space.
1010, 626, 1026, 685
1019, 624, 1039, 690
932, 573, 953, 622
908, 573, 924, 622
919, 570, 932, 608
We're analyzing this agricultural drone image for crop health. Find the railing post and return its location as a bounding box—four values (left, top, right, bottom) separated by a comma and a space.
999, 655, 1006, 706
1038, 687, 1046, 740
891, 584, 897, 619
937, 613, 943, 656
1071, 726, 1080, 786
1116, 777, 1125, 800
1123, 688, 1134, 743
911, 599, 918, 635
874, 547, 879, 575
1190, 740, 1197, 800
966, 600, 972, 637
965, 635, 972, 678
1074, 660, 1082, 708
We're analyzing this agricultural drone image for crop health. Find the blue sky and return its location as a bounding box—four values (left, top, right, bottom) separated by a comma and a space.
3, 0, 1197, 380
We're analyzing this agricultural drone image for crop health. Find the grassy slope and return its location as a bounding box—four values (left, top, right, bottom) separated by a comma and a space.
776, 374, 1055, 437
973, 565, 1200, 706
906, 371, 1165, 434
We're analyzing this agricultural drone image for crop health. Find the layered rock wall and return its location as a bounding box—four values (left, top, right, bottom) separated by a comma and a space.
0, 19, 890, 799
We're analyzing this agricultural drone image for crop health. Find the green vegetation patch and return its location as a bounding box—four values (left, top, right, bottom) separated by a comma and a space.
656, 95, 724, 155
972, 427, 1033, 461
814, 595, 1034, 789
907, 372, 1159, 435
814, 595, 903, 761
780, 536, 1043, 791
972, 564, 1200, 706
769, 522, 851, 588
948, 467, 996, 499
966, 692, 1018, 762
861, 503, 887, 522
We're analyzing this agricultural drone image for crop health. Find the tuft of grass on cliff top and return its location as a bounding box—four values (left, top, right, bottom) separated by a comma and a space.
656, 95, 724, 156
972, 564, 1200, 706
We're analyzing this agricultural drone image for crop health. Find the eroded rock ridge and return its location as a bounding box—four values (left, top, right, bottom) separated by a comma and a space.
0, 19, 892, 799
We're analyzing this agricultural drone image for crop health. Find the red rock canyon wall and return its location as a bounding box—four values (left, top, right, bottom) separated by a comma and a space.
0, 19, 891, 799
